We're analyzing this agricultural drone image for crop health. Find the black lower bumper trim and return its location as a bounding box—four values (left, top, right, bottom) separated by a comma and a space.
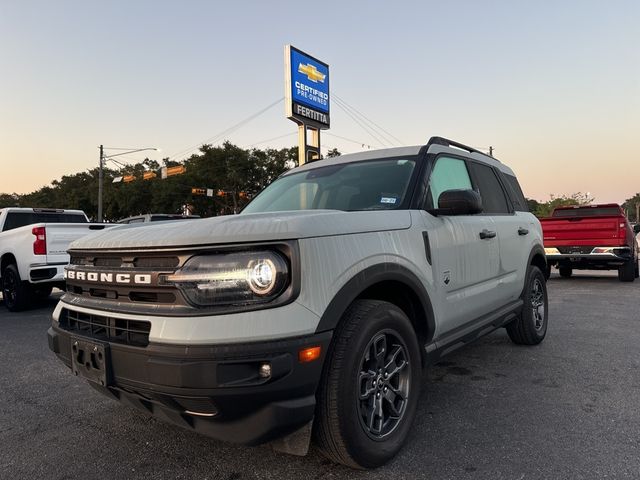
30, 267, 57, 281
48, 325, 332, 444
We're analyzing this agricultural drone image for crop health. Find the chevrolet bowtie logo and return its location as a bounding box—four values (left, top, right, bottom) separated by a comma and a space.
298, 63, 326, 83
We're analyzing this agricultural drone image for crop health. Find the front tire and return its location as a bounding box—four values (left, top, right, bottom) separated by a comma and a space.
2, 264, 31, 312
507, 266, 548, 345
314, 299, 422, 469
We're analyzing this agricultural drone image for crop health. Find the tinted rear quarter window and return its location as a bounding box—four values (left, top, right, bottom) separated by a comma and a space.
467, 163, 510, 214
501, 173, 529, 212
2, 212, 87, 232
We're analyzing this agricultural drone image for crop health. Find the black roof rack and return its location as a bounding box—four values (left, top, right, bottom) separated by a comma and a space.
426, 136, 499, 162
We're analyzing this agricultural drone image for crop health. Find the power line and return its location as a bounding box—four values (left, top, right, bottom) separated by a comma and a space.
333, 94, 404, 146
324, 132, 373, 149
167, 97, 284, 162
333, 97, 389, 147
244, 132, 296, 148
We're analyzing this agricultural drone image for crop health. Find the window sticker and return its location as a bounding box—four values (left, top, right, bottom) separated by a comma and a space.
380, 197, 397, 204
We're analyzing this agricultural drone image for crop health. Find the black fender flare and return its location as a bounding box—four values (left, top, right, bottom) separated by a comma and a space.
527, 244, 547, 269
521, 245, 547, 296
314, 262, 435, 341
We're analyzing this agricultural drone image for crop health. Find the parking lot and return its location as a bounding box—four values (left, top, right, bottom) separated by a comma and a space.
1, 271, 639, 480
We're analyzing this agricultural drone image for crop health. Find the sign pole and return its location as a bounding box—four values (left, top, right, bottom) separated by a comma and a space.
297, 123, 321, 165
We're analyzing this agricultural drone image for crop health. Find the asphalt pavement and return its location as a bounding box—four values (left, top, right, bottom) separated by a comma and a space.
1, 272, 639, 480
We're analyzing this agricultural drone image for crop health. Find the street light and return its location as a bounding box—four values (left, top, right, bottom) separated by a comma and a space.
98, 145, 159, 222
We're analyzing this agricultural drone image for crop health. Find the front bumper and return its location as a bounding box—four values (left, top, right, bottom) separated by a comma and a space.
47, 323, 332, 445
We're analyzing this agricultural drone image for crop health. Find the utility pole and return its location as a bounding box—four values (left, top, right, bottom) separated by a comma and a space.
489, 146, 494, 157
97, 145, 158, 222
98, 144, 104, 222
636, 202, 639, 224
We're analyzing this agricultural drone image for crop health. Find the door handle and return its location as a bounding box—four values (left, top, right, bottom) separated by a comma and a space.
479, 229, 496, 239
518, 227, 529, 236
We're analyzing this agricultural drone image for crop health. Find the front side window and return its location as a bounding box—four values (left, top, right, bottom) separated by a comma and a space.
426, 156, 473, 209
242, 158, 417, 214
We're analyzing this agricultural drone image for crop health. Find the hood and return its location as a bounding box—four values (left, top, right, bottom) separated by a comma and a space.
70, 210, 412, 250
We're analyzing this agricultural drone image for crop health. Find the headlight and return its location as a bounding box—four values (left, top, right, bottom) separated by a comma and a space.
161, 251, 289, 307
544, 248, 560, 255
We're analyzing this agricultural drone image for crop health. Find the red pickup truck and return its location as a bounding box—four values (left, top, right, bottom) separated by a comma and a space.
541, 204, 640, 281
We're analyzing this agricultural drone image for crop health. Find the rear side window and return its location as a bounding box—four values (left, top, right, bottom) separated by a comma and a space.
501, 173, 529, 212
467, 163, 510, 214
426, 156, 473, 209
2, 212, 87, 232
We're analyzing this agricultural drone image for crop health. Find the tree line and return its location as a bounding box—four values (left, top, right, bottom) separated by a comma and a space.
2, 143, 639, 222
0, 142, 298, 221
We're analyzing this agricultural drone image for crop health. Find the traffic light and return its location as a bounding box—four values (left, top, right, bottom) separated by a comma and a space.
191, 188, 207, 196
162, 165, 186, 178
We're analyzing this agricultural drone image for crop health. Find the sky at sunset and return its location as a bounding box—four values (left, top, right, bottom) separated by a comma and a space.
1, 0, 638, 203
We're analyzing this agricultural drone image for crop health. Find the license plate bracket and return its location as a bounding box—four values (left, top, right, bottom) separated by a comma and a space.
71, 337, 111, 387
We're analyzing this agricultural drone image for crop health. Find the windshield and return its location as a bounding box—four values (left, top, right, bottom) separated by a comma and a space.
242, 157, 417, 214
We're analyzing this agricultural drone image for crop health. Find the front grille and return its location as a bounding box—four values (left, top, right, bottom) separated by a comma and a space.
59, 309, 151, 347
70, 255, 180, 269
94, 257, 122, 267
66, 251, 186, 309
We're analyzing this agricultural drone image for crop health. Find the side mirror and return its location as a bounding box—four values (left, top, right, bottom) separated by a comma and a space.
436, 189, 483, 215
633, 224, 640, 234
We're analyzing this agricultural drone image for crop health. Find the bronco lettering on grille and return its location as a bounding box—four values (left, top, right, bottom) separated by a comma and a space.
65, 269, 151, 285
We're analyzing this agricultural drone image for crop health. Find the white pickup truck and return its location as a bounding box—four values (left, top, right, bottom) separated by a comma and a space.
0, 208, 112, 311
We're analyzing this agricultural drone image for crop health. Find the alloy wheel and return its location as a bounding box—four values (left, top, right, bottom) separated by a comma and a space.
356, 330, 411, 439
531, 278, 545, 331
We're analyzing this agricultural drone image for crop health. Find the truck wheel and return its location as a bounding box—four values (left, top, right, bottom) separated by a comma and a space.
559, 266, 572, 278
618, 259, 635, 282
506, 266, 548, 345
314, 299, 422, 469
2, 264, 31, 312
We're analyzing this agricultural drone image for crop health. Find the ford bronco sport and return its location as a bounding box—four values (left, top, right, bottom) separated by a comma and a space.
47, 137, 548, 469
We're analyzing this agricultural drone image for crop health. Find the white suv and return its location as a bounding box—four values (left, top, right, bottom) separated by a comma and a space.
48, 137, 548, 469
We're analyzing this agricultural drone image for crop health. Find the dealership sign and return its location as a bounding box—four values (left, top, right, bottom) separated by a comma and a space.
285, 45, 330, 128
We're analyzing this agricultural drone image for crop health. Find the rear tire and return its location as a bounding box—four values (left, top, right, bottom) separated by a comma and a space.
618, 259, 636, 282
507, 266, 548, 345
2, 264, 31, 312
314, 299, 422, 469
559, 266, 572, 278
